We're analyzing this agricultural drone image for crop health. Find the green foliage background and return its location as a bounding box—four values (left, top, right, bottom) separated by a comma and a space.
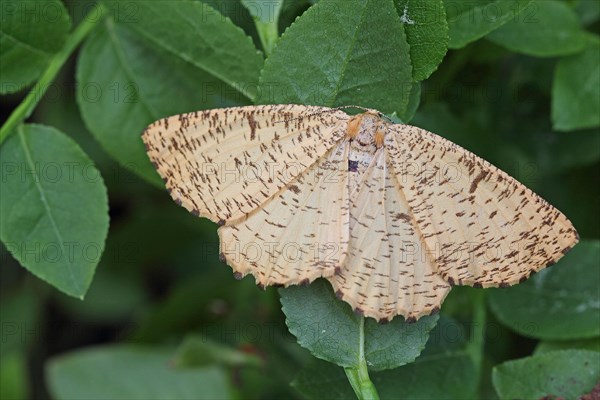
1, 0, 599, 399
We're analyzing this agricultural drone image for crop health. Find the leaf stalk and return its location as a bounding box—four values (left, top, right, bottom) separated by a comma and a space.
344, 317, 380, 400
0, 3, 107, 144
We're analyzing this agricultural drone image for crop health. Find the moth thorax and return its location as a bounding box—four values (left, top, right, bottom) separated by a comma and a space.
346, 113, 386, 149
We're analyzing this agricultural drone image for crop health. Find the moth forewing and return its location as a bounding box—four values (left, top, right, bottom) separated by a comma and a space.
142, 105, 350, 225
385, 124, 579, 289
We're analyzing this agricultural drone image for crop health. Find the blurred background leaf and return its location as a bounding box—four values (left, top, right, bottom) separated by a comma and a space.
492, 350, 600, 399
535, 337, 600, 354
172, 334, 263, 368
486, 0, 586, 57
576, 0, 600, 26
0, 0, 71, 94
488, 240, 600, 340
552, 34, 600, 131
445, 0, 533, 49
0, 282, 40, 400
46, 345, 233, 400
0, 350, 29, 400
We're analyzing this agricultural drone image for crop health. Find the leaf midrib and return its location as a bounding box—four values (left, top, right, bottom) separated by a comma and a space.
18, 126, 81, 294
104, 17, 160, 120
122, 2, 258, 101
328, 0, 371, 106
0, 30, 52, 57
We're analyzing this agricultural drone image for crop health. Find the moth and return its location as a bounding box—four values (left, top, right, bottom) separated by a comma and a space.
142, 104, 578, 322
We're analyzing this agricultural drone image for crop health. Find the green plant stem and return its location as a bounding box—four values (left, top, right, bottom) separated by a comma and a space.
0, 3, 107, 145
255, 19, 279, 56
344, 317, 380, 400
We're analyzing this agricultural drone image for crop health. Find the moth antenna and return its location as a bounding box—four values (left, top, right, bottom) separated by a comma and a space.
378, 113, 394, 123
273, 107, 343, 124
273, 105, 379, 124
333, 105, 372, 113
334, 105, 394, 123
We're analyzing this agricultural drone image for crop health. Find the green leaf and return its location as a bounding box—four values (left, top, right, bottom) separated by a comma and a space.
552, 35, 600, 131
446, 0, 533, 49
46, 345, 232, 400
0, 0, 71, 93
492, 350, 600, 400
280, 279, 438, 371
488, 240, 600, 340
486, 0, 586, 57
394, 0, 448, 81
104, 0, 263, 101
0, 124, 109, 298
172, 335, 262, 368
293, 314, 477, 399
258, 0, 413, 118
77, 1, 259, 185
535, 338, 600, 354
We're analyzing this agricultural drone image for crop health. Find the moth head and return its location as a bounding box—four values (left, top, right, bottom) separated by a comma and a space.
362, 113, 387, 148
345, 112, 388, 149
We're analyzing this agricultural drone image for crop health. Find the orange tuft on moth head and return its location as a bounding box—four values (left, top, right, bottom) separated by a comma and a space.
346, 114, 363, 140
